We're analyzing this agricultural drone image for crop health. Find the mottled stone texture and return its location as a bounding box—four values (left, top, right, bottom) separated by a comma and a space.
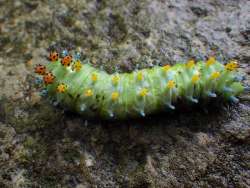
0, 0, 249, 187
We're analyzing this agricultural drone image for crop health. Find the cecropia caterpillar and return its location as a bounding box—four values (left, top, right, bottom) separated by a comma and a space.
34, 50, 245, 119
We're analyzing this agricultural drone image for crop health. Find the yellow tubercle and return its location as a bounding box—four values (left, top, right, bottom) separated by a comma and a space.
191, 74, 200, 84
210, 71, 220, 80
91, 73, 98, 82
112, 75, 120, 85
73, 60, 82, 72
57, 83, 67, 93
206, 57, 216, 67
84, 89, 93, 97
162, 65, 171, 72
111, 92, 119, 101
167, 80, 175, 89
139, 88, 148, 97
137, 72, 143, 81
225, 60, 238, 71
186, 60, 195, 68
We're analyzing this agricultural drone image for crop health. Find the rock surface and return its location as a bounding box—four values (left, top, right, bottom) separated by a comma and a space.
0, 0, 249, 187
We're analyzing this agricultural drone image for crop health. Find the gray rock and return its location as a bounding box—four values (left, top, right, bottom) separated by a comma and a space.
0, 0, 249, 187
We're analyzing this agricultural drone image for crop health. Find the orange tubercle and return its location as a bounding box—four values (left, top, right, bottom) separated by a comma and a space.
61, 55, 73, 67
43, 72, 55, 85
34, 64, 46, 75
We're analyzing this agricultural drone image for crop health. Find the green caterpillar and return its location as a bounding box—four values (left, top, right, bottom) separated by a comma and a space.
34, 51, 244, 119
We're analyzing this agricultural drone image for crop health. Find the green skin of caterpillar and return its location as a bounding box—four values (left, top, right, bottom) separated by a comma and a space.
45, 59, 244, 120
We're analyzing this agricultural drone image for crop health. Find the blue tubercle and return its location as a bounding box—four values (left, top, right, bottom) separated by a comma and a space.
74, 51, 81, 60
234, 75, 244, 82
62, 49, 69, 57
244, 86, 250, 92
40, 89, 48, 97
35, 77, 43, 85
